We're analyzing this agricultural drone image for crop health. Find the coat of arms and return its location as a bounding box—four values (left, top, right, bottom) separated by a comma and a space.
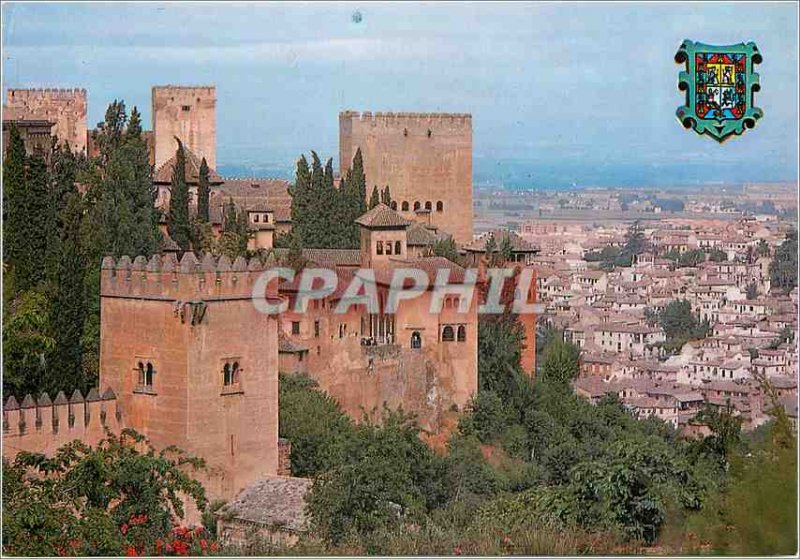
675, 40, 763, 142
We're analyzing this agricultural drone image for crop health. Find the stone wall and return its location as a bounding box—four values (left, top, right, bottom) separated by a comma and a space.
152, 85, 216, 170
339, 111, 474, 244
5, 88, 87, 154
3, 388, 122, 461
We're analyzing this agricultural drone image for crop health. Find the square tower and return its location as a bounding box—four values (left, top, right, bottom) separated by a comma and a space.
152, 85, 216, 170
340, 111, 473, 245
99, 253, 279, 501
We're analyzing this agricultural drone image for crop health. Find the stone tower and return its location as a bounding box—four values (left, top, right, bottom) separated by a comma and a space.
339, 111, 473, 245
5, 88, 88, 154
152, 85, 216, 171
98, 253, 279, 501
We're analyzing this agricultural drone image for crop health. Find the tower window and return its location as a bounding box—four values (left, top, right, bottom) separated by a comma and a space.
441, 325, 455, 342
395, 241, 402, 255
390, 201, 397, 210
414, 201, 421, 211
411, 331, 422, 349
314, 320, 320, 338
376, 241, 383, 255
182, 105, 191, 112
457, 325, 467, 342
135, 361, 155, 393
291, 321, 300, 335
385, 241, 393, 255
425, 201, 432, 211
223, 361, 240, 386
402, 201, 409, 211
436, 201, 444, 212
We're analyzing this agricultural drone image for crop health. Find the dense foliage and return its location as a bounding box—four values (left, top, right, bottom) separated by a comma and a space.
769, 229, 798, 292
289, 149, 369, 249
3, 102, 162, 398
2, 430, 217, 556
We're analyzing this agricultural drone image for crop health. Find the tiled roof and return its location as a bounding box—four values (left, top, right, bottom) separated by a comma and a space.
271, 248, 361, 268
463, 229, 539, 253
153, 145, 222, 184
406, 222, 446, 247
354, 203, 411, 229
216, 476, 311, 533
209, 179, 292, 224
278, 332, 308, 353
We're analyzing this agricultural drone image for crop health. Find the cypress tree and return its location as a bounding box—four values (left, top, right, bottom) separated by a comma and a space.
167, 139, 192, 251
9, 153, 52, 292
307, 151, 326, 247
382, 185, 392, 207
3, 124, 26, 294
197, 157, 211, 223
369, 185, 381, 209
350, 148, 367, 214
48, 191, 88, 393
290, 154, 312, 247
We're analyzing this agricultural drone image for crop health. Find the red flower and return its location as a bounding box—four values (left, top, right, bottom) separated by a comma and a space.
453, 545, 463, 556
172, 539, 189, 556
129, 514, 148, 526
125, 546, 138, 557
120, 523, 129, 535
200, 538, 208, 550
210, 542, 220, 553
155, 539, 163, 555
195, 526, 205, 535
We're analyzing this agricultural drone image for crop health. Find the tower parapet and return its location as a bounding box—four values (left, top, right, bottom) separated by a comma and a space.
152, 85, 216, 170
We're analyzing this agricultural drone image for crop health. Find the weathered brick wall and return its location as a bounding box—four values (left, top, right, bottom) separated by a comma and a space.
339, 111, 474, 244
152, 85, 216, 171
5, 88, 87, 154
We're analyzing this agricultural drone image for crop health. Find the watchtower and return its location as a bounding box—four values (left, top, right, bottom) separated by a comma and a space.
152, 85, 216, 170
99, 253, 279, 500
339, 111, 473, 245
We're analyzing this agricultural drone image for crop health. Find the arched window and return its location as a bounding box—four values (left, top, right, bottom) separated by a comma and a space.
402, 201, 409, 211
436, 201, 443, 212
137, 361, 145, 386
385, 241, 393, 255
414, 201, 421, 211
442, 326, 455, 342
145, 363, 154, 386
224, 361, 240, 386
395, 241, 401, 255
411, 331, 422, 349
457, 325, 466, 342
390, 201, 397, 210
425, 201, 432, 211
376, 241, 383, 255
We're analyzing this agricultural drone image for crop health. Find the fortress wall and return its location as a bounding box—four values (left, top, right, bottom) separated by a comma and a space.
6, 88, 88, 154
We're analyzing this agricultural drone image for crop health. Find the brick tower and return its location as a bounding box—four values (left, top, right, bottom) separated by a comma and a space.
5, 88, 88, 154
339, 111, 473, 245
99, 253, 279, 501
152, 85, 216, 171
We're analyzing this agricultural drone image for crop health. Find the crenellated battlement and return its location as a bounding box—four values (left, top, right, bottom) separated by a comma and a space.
339, 110, 472, 136
341, 110, 471, 121
152, 85, 216, 100
2, 388, 122, 459
100, 253, 280, 301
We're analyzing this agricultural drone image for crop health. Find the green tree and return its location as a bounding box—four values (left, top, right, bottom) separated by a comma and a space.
197, 157, 211, 223
769, 229, 798, 292
2, 291, 55, 398
755, 239, 770, 257
428, 237, 461, 264
218, 198, 250, 259
47, 192, 89, 394
745, 282, 758, 300
539, 337, 580, 387
289, 154, 313, 247
381, 185, 392, 207
707, 248, 727, 262
2, 430, 209, 557
499, 235, 514, 263
694, 401, 743, 469
166, 139, 192, 251
369, 185, 381, 210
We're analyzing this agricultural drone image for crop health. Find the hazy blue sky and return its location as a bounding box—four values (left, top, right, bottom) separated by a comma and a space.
2, 2, 798, 187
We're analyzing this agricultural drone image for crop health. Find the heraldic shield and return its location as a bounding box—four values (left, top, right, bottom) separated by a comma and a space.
675, 40, 763, 143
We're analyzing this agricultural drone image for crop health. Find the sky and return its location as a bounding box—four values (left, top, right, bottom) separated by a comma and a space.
2, 2, 798, 187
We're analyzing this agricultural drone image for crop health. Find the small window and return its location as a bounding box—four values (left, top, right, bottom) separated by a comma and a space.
457, 325, 466, 342
314, 320, 320, 338
376, 241, 383, 255
436, 201, 444, 212
390, 201, 397, 210
395, 241, 402, 255
402, 201, 409, 211
254, 214, 260, 223
136, 361, 155, 392
414, 201, 421, 211
385, 241, 393, 255
442, 326, 455, 342
425, 201, 432, 211
291, 321, 300, 335
411, 331, 422, 349
182, 105, 191, 112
